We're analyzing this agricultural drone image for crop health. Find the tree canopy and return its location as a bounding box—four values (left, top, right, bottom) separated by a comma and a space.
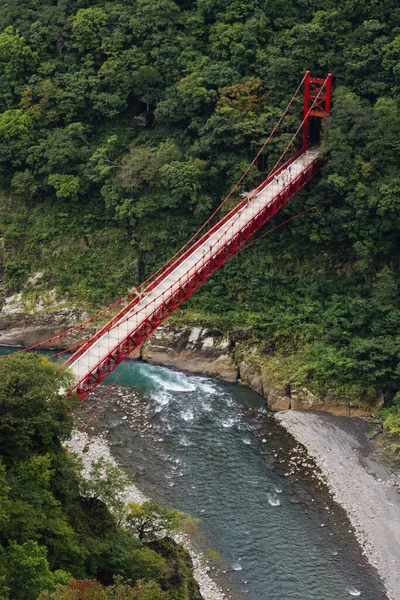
0, 355, 199, 599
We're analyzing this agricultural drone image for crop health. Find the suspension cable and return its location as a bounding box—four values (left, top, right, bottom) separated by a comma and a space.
237, 202, 328, 255
70, 80, 330, 352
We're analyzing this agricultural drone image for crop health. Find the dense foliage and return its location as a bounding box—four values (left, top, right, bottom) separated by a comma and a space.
0, 354, 198, 600
0, 0, 400, 423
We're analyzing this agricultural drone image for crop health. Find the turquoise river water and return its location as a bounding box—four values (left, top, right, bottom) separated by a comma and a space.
80, 360, 385, 600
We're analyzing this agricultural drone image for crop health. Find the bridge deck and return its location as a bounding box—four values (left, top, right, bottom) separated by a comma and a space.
68, 148, 320, 388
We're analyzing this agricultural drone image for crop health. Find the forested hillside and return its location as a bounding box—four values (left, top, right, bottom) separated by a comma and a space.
0, 0, 400, 426
0, 354, 201, 600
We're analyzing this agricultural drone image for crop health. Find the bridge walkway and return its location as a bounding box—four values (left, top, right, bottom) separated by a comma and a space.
68, 147, 320, 384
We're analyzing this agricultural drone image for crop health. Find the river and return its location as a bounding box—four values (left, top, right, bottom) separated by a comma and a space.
72, 359, 385, 600
0, 347, 386, 598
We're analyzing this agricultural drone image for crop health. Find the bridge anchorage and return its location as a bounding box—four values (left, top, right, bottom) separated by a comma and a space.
1, 72, 333, 401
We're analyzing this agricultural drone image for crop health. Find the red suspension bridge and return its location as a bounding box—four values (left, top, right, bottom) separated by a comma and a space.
2, 72, 333, 401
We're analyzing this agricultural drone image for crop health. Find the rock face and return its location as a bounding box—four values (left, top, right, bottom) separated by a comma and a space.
141, 325, 238, 382
0, 309, 91, 349
238, 360, 263, 395
289, 387, 375, 417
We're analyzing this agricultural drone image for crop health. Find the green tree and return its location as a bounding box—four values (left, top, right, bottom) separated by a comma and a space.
159, 158, 210, 212
10, 169, 39, 198
109, 579, 170, 600
125, 502, 180, 542
132, 67, 163, 110
27, 123, 89, 177
3, 454, 87, 574
0, 354, 74, 464
0, 26, 37, 102
48, 175, 81, 200
0, 461, 10, 531
0, 109, 32, 141
79, 459, 129, 524
6, 541, 72, 600
71, 9, 108, 54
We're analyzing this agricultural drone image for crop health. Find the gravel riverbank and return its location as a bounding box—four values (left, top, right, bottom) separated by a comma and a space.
67, 430, 227, 600
275, 411, 400, 600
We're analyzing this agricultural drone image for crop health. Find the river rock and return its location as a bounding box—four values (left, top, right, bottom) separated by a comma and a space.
267, 391, 291, 411
290, 387, 375, 417
142, 325, 238, 382
238, 360, 263, 395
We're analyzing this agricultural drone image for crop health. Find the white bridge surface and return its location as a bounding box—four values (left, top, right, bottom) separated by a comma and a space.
69, 148, 320, 382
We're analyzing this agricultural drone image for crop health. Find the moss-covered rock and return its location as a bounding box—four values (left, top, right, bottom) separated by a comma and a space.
147, 537, 202, 600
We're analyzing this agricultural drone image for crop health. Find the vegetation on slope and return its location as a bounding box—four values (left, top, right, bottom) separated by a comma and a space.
0, 0, 399, 427
0, 354, 200, 600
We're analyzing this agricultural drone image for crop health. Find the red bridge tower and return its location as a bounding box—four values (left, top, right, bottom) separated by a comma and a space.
302, 71, 332, 151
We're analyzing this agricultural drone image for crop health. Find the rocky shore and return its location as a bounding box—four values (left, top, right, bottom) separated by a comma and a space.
67, 430, 227, 600
142, 324, 378, 416
275, 411, 400, 600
